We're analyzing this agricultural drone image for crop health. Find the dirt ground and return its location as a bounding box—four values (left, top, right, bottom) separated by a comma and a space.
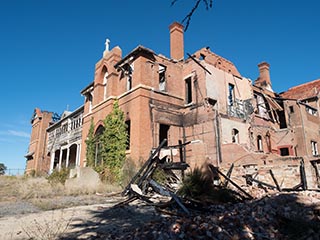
0, 196, 161, 240
1, 176, 320, 239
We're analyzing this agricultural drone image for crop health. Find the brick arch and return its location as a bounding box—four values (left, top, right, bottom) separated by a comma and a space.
94, 121, 105, 136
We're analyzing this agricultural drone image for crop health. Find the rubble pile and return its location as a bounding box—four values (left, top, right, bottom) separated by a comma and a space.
106, 141, 320, 239
109, 191, 319, 240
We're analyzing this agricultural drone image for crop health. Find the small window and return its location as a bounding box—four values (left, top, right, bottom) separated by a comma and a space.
185, 77, 192, 104
125, 120, 131, 150
228, 83, 235, 106
289, 106, 294, 113
280, 148, 289, 156
232, 128, 239, 143
312, 141, 318, 156
257, 135, 263, 152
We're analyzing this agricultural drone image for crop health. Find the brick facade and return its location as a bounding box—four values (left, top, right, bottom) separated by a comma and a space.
26, 22, 320, 189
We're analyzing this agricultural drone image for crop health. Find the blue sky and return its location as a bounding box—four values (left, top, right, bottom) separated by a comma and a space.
0, 0, 319, 172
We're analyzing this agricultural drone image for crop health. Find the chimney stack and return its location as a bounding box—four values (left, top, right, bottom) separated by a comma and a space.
169, 22, 184, 60
255, 62, 273, 91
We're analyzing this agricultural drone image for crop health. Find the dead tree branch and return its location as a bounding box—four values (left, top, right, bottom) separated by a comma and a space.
171, 0, 213, 31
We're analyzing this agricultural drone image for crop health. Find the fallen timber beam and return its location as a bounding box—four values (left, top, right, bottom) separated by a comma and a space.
122, 139, 167, 196
223, 163, 234, 187
269, 170, 281, 191
244, 175, 277, 190
149, 179, 190, 215
209, 164, 253, 200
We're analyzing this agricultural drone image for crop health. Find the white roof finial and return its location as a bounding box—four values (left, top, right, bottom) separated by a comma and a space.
105, 38, 110, 52
103, 38, 110, 57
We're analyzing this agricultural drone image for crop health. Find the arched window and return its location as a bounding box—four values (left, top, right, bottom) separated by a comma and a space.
103, 67, 108, 100
94, 125, 105, 167
232, 128, 239, 143
257, 135, 263, 152
266, 132, 271, 152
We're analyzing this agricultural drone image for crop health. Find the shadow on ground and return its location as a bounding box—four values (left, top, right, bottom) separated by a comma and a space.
61, 192, 320, 239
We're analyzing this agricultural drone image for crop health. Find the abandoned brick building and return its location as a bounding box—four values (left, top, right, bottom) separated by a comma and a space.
25, 22, 320, 189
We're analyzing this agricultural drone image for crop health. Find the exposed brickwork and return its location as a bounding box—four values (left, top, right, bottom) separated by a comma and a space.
27, 23, 320, 189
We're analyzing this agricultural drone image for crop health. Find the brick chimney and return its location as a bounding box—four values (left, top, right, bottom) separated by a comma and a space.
255, 62, 273, 91
169, 22, 184, 60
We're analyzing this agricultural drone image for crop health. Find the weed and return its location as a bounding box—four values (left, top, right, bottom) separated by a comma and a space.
21, 210, 73, 240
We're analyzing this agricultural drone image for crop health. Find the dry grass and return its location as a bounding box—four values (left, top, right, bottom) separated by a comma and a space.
0, 175, 122, 211
20, 210, 74, 240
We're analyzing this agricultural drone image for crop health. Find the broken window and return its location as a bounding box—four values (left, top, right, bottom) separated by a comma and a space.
257, 135, 263, 152
124, 63, 134, 91
280, 147, 289, 156
306, 106, 317, 116
311, 141, 318, 156
228, 83, 235, 106
159, 124, 170, 147
127, 75, 132, 91
232, 128, 239, 143
185, 77, 192, 104
125, 120, 131, 150
159, 65, 166, 92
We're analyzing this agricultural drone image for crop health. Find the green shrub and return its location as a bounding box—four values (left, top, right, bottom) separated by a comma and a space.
47, 168, 70, 185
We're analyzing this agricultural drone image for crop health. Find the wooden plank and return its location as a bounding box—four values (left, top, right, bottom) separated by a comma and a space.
209, 164, 253, 200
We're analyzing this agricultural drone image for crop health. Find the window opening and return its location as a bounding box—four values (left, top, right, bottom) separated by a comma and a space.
125, 120, 131, 150
88, 94, 93, 113
185, 77, 192, 104
277, 101, 287, 128
257, 135, 263, 152
94, 125, 105, 167
228, 83, 235, 106
159, 124, 170, 147
103, 71, 108, 100
280, 147, 289, 156
312, 141, 318, 156
266, 133, 271, 152
289, 106, 294, 113
159, 65, 166, 91
127, 75, 132, 91
232, 128, 239, 143
306, 106, 317, 116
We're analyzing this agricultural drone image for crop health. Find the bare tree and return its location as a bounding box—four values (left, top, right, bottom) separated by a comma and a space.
171, 0, 213, 31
